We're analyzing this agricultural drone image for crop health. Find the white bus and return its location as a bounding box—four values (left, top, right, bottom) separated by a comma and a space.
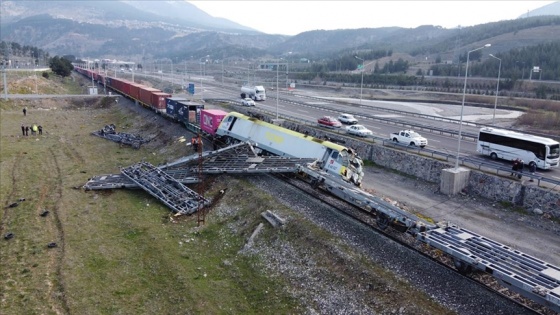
477, 127, 560, 169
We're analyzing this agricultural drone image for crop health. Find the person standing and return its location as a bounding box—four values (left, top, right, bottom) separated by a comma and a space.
23, 107, 27, 116
21, 124, 25, 136
517, 160, 524, 179
32, 124, 38, 135
25, 126, 29, 136
38, 125, 43, 135
511, 159, 519, 176
529, 162, 537, 182
191, 136, 198, 152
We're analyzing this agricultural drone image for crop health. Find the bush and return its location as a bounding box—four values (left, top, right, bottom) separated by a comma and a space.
48, 56, 73, 77
42, 72, 49, 79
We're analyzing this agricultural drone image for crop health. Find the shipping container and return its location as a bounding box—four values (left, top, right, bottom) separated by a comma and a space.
175, 101, 204, 126
200, 109, 228, 135
166, 97, 189, 120
152, 92, 172, 113
138, 87, 161, 109
108, 78, 133, 96
97, 73, 106, 86
129, 83, 145, 101
119, 79, 133, 97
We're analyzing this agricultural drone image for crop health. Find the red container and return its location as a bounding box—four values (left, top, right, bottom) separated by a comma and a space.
138, 87, 160, 107
200, 109, 228, 135
129, 83, 145, 100
109, 78, 127, 94
97, 73, 105, 86
151, 92, 171, 112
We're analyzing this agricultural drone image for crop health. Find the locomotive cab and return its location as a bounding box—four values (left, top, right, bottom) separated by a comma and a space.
323, 148, 364, 186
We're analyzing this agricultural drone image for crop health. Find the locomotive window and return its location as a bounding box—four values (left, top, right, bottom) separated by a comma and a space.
228, 116, 237, 132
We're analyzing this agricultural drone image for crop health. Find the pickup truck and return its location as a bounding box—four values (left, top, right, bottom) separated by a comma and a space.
390, 130, 427, 148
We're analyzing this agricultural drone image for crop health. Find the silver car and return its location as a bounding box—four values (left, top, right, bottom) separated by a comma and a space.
346, 124, 372, 137
241, 98, 256, 106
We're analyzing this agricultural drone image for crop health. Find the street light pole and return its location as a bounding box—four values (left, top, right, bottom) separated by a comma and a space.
516, 61, 525, 80
276, 61, 279, 119
455, 44, 491, 170
35, 64, 38, 95
199, 55, 209, 101
489, 54, 501, 125
199, 58, 204, 100
355, 56, 364, 105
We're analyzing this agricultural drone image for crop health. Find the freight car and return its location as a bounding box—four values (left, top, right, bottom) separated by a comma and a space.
215, 111, 364, 185
165, 97, 204, 126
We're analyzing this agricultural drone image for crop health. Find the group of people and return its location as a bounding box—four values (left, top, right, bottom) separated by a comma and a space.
21, 107, 44, 137
511, 158, 537, 182
21, 124, 43, 136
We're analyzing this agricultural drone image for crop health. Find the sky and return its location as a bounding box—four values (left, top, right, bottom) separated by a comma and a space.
189, 1, 556, 35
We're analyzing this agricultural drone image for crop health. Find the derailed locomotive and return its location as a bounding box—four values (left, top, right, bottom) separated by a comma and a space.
215, 112, 364, 186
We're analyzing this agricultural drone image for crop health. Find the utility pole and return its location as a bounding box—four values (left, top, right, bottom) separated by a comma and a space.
196, 132, 206, 226
3, 45, 10, 99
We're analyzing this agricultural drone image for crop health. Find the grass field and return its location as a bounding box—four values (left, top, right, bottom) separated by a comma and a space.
0, 97, 300, 314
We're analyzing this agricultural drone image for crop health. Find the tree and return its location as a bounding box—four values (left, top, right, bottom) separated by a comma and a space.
49, 56, 74, 77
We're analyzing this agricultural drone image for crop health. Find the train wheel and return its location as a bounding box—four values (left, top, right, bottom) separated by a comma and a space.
310, 179, 319, 189
376, 214, 390, 230
224, 137, 239, 145
453, 259, 471, 274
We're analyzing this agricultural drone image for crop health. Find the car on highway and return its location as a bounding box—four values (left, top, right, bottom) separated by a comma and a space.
346, 124, 373, 137
241, 98, 256, 106
338, 113, 358, 125
317, 116, 342, 128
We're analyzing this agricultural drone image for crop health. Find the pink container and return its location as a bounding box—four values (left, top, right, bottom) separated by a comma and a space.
200, 109, 228, 135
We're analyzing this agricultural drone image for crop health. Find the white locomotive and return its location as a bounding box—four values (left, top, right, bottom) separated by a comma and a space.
215, 112, 364, 185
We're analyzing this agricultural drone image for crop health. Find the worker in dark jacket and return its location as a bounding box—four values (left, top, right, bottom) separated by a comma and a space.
529, 162, 537, 182
191, 136, 198, 151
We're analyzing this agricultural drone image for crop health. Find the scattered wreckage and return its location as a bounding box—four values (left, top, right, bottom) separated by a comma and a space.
91, 124, 150, 149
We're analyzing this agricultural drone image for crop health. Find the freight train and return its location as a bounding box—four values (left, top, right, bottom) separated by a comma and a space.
74, 67, 364, 185
74, 67, 204, 126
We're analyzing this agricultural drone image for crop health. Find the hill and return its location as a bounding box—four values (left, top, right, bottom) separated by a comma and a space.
1, 0, 560, 63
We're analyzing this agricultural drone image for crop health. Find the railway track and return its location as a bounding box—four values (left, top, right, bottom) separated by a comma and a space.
272, 172, 554, 315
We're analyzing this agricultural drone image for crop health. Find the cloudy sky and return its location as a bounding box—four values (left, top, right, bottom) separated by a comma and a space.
189, 1, 556, 35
